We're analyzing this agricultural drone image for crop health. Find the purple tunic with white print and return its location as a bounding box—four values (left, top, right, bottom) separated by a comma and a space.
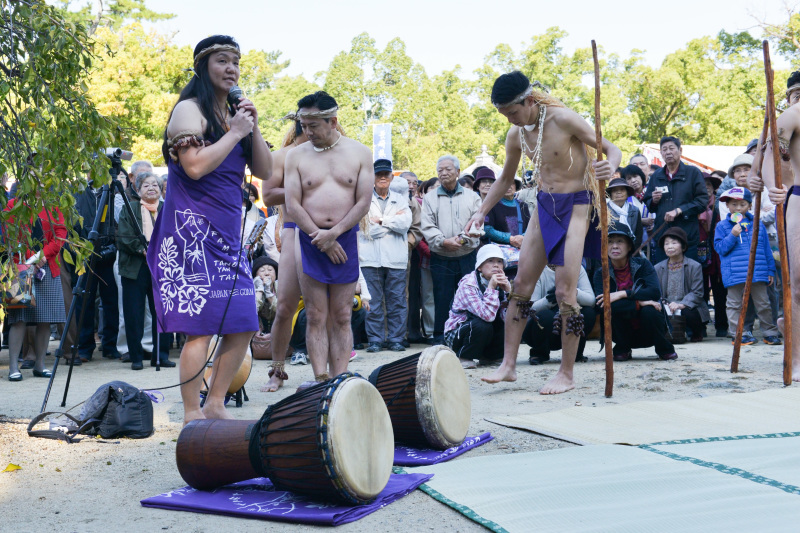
147, 138, 258, 336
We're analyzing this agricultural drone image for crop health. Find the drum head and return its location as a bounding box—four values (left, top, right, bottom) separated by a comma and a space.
327, 377, 394, 500
416, 346, 471, 448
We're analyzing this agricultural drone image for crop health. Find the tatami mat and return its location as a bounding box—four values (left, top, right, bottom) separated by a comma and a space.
487, 387, 800, 445
646, 432, 800, 492
405, 443, 800, 532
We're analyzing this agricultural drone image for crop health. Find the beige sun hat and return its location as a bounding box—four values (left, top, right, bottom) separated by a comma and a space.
727, 154, 754, 178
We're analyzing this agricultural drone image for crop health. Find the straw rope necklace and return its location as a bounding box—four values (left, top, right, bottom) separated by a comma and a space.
520, 104, 546, 187
313, 132, 343, 152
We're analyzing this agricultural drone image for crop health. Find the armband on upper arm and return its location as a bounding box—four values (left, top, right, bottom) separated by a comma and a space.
765, 135, 792, 162
167, 130, 210, 163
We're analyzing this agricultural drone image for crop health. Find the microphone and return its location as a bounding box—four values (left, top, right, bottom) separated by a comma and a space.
227, 85, 244, 108
227, 85, 253, 138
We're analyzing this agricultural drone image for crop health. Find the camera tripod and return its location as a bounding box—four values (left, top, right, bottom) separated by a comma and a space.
40, 149, 156, 413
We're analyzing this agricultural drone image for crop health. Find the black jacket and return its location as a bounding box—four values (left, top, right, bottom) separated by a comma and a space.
592, 256, 661, 315
643, 161, 708, 258
117, 199, 162, 280
73, 185, 116, 244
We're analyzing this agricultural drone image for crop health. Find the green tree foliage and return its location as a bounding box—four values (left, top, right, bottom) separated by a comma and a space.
44, 6, 799, 187
57, 0, 174, 34
0, 0, 118, 290
88, 24, 191, 163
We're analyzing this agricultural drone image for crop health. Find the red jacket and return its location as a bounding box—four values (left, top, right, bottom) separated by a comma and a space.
4, 200, 67, 278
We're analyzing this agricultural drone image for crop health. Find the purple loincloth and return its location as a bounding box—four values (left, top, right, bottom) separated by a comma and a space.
298, 225, 359, 284
537, 190, 601, 265
283, 222, 296, 229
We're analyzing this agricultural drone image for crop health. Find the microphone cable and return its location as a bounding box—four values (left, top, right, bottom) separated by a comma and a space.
142, 97, 258, 394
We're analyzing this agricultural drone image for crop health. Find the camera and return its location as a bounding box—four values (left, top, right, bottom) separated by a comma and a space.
104, 148, 133, 161
98, 243, 117, 264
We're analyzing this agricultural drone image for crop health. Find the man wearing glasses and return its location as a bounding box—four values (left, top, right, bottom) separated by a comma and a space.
359, 159, 413, 352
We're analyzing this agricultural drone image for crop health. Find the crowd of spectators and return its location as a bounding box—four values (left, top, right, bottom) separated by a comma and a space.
2, 133, 783, 381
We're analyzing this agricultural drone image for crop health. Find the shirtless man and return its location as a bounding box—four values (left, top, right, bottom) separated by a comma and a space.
750, 69, 800, 382
284, 91, 373, 381
257, 120, 308, 391
466, 71, 621, 394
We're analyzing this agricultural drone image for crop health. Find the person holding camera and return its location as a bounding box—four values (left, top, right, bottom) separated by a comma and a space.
117, 172, 175, 370
72, 175, 121, 362
643, 136, 708, 264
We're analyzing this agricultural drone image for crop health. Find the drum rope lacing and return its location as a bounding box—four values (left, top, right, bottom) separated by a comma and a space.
385, 377, 416, 407
248, 373, 367, 505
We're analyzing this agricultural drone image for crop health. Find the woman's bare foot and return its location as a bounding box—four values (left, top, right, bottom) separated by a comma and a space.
202, 400, 233, 420
260, 374, 284, 392
460, 358, 477, 370
481, 363, 517, 384
539, 371, 575, 395
183, 409, 206, 427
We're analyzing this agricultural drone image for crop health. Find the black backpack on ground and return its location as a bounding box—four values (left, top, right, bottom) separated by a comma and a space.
28, 381, 154, 442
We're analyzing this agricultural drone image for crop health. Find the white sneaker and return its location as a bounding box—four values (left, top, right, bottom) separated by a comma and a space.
290, 352, 309, 365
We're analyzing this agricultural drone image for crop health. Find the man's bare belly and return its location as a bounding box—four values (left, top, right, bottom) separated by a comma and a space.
302, 183, 356, 228
527, 155, 591, 195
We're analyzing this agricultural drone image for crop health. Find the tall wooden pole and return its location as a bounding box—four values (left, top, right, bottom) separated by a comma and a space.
592, 40, 613, 398
731, 112, 768, 372
762, 40, 794, 385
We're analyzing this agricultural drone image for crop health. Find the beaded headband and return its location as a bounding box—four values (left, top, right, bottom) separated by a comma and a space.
493, 81, 550, 109
282, 106, 339, 121
787, 83, 800, 99
193, 43, 240, 69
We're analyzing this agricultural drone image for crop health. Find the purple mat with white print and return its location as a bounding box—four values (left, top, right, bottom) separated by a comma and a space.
141, 473, 432, 526
393, 433, 494, 466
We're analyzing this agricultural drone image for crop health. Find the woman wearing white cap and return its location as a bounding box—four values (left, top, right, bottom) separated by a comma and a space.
444, 244, 511, 368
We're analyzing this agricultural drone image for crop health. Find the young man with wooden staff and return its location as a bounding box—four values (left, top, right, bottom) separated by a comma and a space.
466, 71, 621, 394
750, 63, 800, 383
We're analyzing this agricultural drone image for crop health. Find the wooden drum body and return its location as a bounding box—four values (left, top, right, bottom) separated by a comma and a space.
202, 335, 252, 394
176, 372, 394, 504
369, 345, 471, 450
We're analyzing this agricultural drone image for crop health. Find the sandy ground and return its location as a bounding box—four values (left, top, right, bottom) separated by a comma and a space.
0, 332, 792, 533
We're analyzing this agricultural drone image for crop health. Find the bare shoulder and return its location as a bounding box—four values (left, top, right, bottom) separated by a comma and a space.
505, 125, 522, 148
341, 137, 372, 156
549, 106, 585, 129
779, 103, 800, 131
270, 146, 289, 176
167, 99, 204, 138
284, 143, 308, 168
271, 145, 289, 166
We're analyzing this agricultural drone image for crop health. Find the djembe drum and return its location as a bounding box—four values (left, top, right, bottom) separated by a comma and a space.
176, 372, 394, 504
202, 335, 253, 395
368, 345, 471, 450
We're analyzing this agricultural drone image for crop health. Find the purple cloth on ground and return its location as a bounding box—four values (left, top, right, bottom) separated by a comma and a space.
147, 138, 258, 335
283, 221, 296, 229
393, 432, 494, 466
298, 225, 359, 284
141, 473, 432, 526
537, 190, 601, 265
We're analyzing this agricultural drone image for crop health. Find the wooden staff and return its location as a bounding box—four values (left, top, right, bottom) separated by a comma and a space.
762, 40, 794, 385
592, 40, 613, 398
633, 219, 669, 257
731, 111, 768, 372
